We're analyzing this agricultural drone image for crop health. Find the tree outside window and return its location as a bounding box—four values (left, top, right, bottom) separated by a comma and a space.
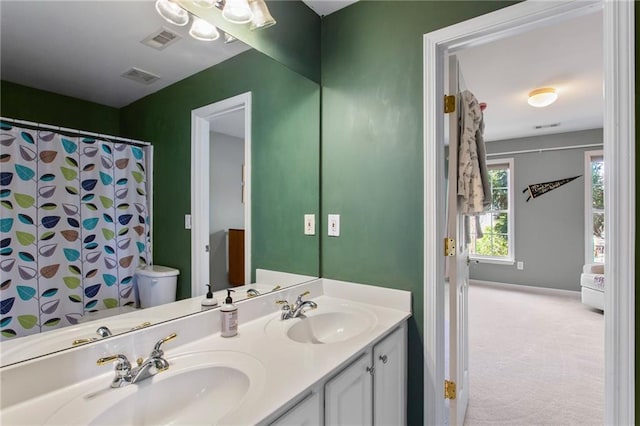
469, 159, 514, 261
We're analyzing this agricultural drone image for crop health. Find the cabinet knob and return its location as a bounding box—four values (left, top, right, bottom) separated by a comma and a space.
379, 354, 388, 364
366, 366, 375, 375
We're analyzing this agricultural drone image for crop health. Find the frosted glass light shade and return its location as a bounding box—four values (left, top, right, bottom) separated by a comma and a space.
222, 0, 253, 24
527, 87, 558, 108
155, 0, 189, 26
190, 17, 220, 41
193, 0, 216, 8
249, 0, 276, 30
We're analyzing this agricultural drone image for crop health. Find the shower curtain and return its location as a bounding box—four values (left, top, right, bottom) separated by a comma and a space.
0, 121, 152, 340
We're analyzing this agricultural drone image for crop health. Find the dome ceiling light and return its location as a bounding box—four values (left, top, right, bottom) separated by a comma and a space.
527, 87, 558, 108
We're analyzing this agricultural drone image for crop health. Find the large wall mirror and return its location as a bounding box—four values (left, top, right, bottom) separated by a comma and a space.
0, 0, 320, 367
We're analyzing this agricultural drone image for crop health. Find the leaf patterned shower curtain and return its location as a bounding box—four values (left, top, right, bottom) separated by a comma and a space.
0, 121, 152, 340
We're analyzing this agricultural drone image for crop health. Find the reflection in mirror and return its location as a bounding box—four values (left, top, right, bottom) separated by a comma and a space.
0, 0, 319, 367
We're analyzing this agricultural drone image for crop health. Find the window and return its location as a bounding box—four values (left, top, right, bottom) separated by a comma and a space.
468, 158, 514, 263
585, 150, 604, 264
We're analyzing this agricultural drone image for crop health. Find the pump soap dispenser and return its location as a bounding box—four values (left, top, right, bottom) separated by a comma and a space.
201, 284, 218, 307
221, 289, 238, 337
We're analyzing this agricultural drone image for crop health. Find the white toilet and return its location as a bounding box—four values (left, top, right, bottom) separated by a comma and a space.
135, 265, 180, 308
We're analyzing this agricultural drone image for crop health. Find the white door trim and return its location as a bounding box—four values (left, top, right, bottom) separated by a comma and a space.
422, 1, 634, 425
191, 92, 252, 297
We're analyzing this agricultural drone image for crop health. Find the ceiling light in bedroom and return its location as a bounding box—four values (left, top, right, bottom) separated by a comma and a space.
527, 87, 558, 108
249, 0, 276, 30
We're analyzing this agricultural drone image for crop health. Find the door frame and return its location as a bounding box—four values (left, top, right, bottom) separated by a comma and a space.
422, 1, 634, 425
191, 92, 252, 297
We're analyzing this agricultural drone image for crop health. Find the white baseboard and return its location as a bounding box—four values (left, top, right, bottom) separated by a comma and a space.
469, 279, 581, 299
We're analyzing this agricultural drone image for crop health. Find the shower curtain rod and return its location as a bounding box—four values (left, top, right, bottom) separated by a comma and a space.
0, 116, 151, 147
486, 142, 603, 157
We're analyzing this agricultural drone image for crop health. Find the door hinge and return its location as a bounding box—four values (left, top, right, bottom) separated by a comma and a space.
445, 380, 457, 400
444, 95, 456, 114
444, 238, 455, 257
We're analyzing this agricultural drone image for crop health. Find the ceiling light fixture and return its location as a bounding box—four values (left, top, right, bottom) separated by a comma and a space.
248, 0, 276, 30
222, 0, 253, 24
193, 0, 216, 8
527, 87, 558, 108
155, 0, 189, 26
190, 16, 221, 41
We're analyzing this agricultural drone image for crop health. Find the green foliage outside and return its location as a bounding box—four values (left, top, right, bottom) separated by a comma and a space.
591, 160, 604, 238
474, 169, 509, 257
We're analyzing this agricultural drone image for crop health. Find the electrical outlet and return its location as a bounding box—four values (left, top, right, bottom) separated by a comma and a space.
304, 214, 315, 235
517, 261, 524, 270
328, 214, 340, 237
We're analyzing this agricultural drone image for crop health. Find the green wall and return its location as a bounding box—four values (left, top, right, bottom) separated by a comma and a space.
120, 49, 320, 300
320, 1, 519, 423
0, 81, 121, 135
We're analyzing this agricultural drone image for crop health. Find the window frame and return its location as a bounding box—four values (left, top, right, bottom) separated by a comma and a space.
584, 149, 604, 264
469, 157, 515, 265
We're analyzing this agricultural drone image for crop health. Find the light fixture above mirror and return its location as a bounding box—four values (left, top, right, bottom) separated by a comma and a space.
156, 0, 276, 40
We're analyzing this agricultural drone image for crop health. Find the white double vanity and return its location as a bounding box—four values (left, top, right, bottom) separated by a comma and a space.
0, 277, 411, 425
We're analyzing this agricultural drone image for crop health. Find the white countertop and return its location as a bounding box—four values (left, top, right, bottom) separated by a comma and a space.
0, 278, 411, 425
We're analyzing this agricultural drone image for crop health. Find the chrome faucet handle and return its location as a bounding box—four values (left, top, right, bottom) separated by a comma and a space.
151, 332, 177, 357
295, 291, 311, 304
97, 354, 133, 388
72, 337, 98, 346
275, 299, 290, 307
130, 321, 152, 331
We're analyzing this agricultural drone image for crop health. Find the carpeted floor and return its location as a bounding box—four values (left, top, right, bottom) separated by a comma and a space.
463, 281, 604, 426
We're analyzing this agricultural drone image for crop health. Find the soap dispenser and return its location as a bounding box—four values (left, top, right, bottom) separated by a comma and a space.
220, 289, 238, 337
201, 284, 218, 307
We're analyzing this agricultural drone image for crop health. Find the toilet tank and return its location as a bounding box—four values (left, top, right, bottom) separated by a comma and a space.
135, 265, 180, 308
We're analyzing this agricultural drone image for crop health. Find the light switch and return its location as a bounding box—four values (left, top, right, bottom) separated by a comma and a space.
328, 214, 340, 237
185, 214, 192, 229
517, 261, 524, 270
304, 214, 315, 235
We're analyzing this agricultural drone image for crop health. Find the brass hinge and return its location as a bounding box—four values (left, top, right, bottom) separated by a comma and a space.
444, 238, 455, 257
445, 380, 457, 399
444, 95, 456, 114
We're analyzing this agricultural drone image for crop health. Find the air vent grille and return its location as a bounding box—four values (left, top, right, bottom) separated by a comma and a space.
141, 27, 181, 50
534, 122, 561, 130
121, 67, 160, 85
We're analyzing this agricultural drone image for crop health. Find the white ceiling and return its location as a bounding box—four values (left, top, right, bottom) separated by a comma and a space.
0, 1, 250, 108
210, 108, 244, 138
1, 1, 602, 142
455, 11, 603, 142
302, 0, 357, 16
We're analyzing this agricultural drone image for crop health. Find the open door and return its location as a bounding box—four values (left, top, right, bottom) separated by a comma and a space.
445, 54, 470, 426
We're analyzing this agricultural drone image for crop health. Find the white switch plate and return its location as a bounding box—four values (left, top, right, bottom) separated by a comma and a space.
328, 214, 340, 237
304, 214, 315, 235
185, 214, 192, 229
517, 261, 524, 270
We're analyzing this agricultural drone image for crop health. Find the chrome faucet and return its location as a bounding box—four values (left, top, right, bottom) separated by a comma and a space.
96, 326, 112, 338
246, 288, 261, 298
97, 332, 177, 388
276, 291, 317, 320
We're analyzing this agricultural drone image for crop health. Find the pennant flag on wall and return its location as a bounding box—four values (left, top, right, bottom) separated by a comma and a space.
523, 175, 582, 202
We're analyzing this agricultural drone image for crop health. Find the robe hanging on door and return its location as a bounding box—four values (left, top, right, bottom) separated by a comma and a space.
457, 90, 490, 215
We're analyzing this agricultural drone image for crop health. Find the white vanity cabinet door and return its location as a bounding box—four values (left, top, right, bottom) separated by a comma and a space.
373, 325, 407, 426
324, 352, 373, 425
270, 391, 321, 426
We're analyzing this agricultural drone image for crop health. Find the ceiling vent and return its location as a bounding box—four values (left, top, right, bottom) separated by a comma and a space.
141, 27, 181, 51
534, 122, 561, 130
121, 67, 160, 85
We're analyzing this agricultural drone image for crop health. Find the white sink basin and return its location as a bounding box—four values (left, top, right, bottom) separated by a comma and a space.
264, 303, 377, 345
44, 351, 266, 425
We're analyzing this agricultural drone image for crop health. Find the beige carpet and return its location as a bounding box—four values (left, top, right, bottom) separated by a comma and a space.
463, 282, 604, 426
